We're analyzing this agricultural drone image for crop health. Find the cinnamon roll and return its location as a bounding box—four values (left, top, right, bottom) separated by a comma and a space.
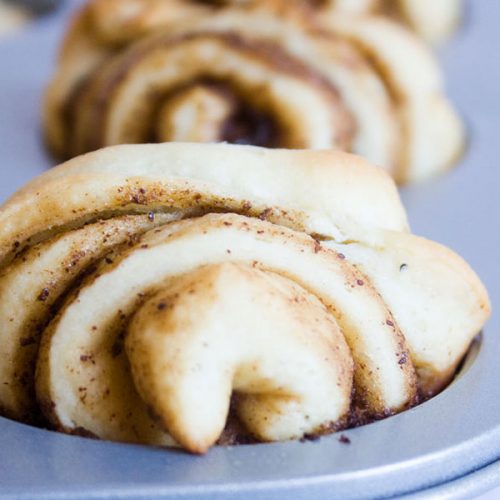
44, 5, 463, 183
0, 143, 490, 453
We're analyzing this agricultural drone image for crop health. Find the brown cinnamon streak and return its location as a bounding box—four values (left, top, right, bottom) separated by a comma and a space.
67, 30, 354, 157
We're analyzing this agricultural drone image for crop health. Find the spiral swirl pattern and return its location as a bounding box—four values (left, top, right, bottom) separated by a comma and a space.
44, 3, 463, 183
0, 143, 489, 453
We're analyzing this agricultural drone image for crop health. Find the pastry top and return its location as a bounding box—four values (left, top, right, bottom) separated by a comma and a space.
0, 143, 408, 266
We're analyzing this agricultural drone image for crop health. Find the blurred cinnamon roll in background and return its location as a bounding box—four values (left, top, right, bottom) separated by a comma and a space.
43, 0, 464, 183
83, 0, 462, 45
0, 0, 65, 36
0, 2, 30, 36
319, 0, 461, 44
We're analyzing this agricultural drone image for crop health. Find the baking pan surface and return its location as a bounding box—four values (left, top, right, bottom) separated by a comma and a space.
0, 1, 498, 498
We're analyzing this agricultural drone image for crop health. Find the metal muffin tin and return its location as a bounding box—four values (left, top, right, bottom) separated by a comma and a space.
0, 1, 498, 498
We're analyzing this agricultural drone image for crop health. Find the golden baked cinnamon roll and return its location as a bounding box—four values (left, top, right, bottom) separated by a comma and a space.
44, 5, 463, 183
0, 143, 490, 453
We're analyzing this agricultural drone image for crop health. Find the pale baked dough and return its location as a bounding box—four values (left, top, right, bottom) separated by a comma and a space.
127, 262, 353, 452
0, 213, 178, 421
0, 143, 489, 452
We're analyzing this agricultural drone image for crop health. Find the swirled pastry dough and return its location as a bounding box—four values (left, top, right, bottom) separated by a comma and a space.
0, 143, 489, 452
44, 2, 463, 183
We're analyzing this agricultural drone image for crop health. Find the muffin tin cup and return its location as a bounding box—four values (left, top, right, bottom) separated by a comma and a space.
0, 1, 499, 498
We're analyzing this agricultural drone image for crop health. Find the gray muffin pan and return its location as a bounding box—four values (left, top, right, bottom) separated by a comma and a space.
0, 1, 499, 498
